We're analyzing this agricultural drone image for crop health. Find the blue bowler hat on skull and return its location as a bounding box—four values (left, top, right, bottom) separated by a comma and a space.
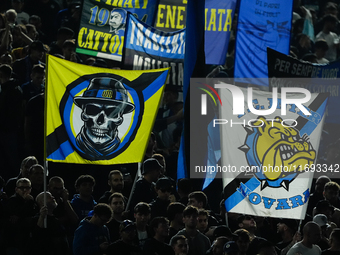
74, 77, 135, 114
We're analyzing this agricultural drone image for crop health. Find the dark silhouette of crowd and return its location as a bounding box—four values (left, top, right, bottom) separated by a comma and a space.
1, 0, 340, 255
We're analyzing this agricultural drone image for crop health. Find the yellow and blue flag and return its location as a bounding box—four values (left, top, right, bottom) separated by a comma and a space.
45, 55, 169, 164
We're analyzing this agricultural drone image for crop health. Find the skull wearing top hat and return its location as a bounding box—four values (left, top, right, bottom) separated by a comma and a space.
74, 77, 135, 159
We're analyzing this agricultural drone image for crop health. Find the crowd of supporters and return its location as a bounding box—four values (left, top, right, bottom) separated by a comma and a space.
1, 0, 340, 255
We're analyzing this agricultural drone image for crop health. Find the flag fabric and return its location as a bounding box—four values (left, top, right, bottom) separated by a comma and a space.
177, 0, 205, 180
76, 0, 158, 61
45, 55, 169, 164
220, 85, 328, 219
153, 0, 187, 32
122, 12, 185, 89
267, 48, 340, 123
205, 0, 237, 65
234, 0, 292, 82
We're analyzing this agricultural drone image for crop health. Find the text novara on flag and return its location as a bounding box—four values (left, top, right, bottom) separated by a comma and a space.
45, 55, 170, 164
218, 84, 328, 219
122, 12, 185, 89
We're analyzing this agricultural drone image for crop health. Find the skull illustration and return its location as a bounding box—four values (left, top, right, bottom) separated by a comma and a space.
74, 77, 135, 158
81, 103, 123, 144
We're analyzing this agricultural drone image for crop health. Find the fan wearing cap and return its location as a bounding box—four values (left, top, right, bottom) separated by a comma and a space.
128, 158, 163, 212
276, 218, 300, 253
223, 241, 239, 255
313, 214, 333, 250
106, 220, 142, 255
236, 215, 267, 255
13, 40, 46, 85
73, 203, 112, 255
73, 77, 135, 160
149, 177, 173, 219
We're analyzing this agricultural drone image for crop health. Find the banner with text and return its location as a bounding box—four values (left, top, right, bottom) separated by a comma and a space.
76, 0, 159, 61
234, 0, 292, 82
123, 13, 185, 88
268, 48, 340, 123
154, 0, 187, 32
205, 0, 237, 65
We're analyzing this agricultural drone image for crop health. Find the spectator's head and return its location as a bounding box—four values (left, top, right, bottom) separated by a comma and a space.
5, 9, 17, 25
234, 229, 251, 254
315, 200, 334, 219
134, 202, 151, 226
315, 175, 331, 194
108, 170, 124, 192
322, 14, 338, 31
0, 64, 12, 84
29, 41, 46, 61
28, 164, 44, 186
213, 225, 237, 241
223, 241, 239, 255
11, 0, 25, 13
237, 215, 256, 231
314, 40, 329, 59
212, 236, 228, 255
62, 39, 76, 60
75, 174, 95, 197
257, 240, 277, 255
188, 191, 207, 209
301, 53, 318, 63
167, 202, 185, 223
303, 221, 321, 245
108, 192, 124, 215
313, 214, 330, 236
197, 209, 209, 233
20, 156, 38, 177
182, 205, 198, 230
324, 181, 340, 204
324, 2, 338, 17
155, 177, 173, 200
29, 15, 42, 30
149, 216, 169, 239
152, 153, 166, 175
48, 176, 64, 199
277, 218, 298, 236
119, 219, 136, 242
91, 203, 113, 227
0, 53, 13, 66
329, 228, 340, 249
142, 158, 163, 182
26, 24, 38, 40
177, 178, 192, 197
57, 27, 74, 42
36, 191, 58, 212
31, 64, 45, 85
170, 235, 188, 255
15, 178, 32, 198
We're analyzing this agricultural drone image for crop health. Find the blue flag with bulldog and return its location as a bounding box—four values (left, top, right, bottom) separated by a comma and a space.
45, 55, 170, 164
217, 82, 329, 219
